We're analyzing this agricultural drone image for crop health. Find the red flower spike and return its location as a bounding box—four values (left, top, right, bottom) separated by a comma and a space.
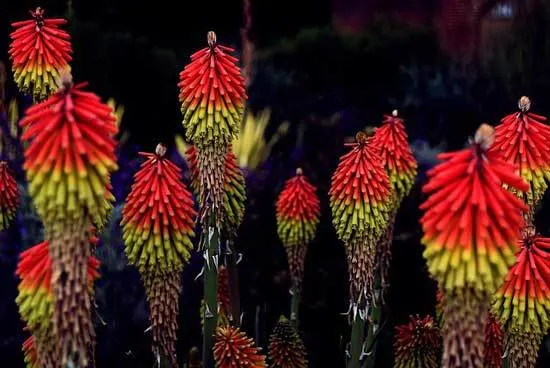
9, 7, 72, 100
185, 144, 246, 238
489, 96, 550, 208
276, 168, 320, 247
19, 80, 118, 231
329, 132, 392, 243
484, 314, 504, 368
276, 168, 320, 294
372, 110, 417, 206
23, 336, 39, 368
0, 161, 19, 230
213, 325, 267, 368
178, 31, 247, 148
330, 132, 392, 308
16, 240, 100, 332
492, 229, 550, 335
268, 316, 308, 368
421, 124, 529, 293
121, 144, 197, 274
394, 314, 441, 368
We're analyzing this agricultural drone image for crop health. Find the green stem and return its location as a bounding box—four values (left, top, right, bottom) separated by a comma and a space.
202, 213, 219, 368
364, 277, 382, 368
226, 240, 241, 326
348, 314, 365, 368
290, 286, 300, 329
66, 0, 74, 22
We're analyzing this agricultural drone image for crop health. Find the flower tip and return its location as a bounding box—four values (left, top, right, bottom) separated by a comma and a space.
296, 167, 303, 176
392, 109, 398, 117
207, 31, 217, 47
356, 131, 369, 144
155, 143, 167, 157
55, 67, 73, 92
518, 96, 531, 112
474, 123, 495, 150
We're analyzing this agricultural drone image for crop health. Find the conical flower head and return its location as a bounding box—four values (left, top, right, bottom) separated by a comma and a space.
122, 144, 197, 274
484, 314, 504, 368
22, 336, 39, 368
421, 124, 529, 293
178, 31, 247, 148
372, 111, 417, 206
19, 80, 118, 231
394, 314, 441, 368
276, 168, 320, 247
492, 229, 550, 334
0, 161, 19, 230
9, 7, 72, 100
329, 132, 392, 244
185, 144, 246, 237
213, 326, 267, 368
489, 97, 550, 207
16, 239, 100, 332
268, 316, 308, 368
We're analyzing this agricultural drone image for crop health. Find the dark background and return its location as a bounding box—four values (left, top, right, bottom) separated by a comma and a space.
1, 0, 550, 367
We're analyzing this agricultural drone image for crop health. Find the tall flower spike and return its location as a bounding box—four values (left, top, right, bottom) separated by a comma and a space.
121, 144, 197, 365
9, 7, 72, 100
213, 325, 267, 368
16, 239, 100, 368
268, 316, 308, 368
490, 96, 550, 209
330, 132, 392, 308
178, 31, 247, 148
19, 80, 119, 231
276, 168, 320, 294
492, 227, 550, 368
393, 315, 441, 368
372, 110, 417, 206
420, 124, 529, 368
484, 314, 504, 368
0, 161, 19, 230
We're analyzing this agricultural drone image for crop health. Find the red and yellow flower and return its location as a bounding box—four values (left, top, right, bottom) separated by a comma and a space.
178, 31, 247, 149
22, 336, 39, 368
421, 124, 529, 293
213, 325, 266, 368
490, 96, 550, 208
0, 161, 19, 230
372, 110, 417, 206
9, 7, 72, 100
420, 124, 528, 367
330, 132, 392, 307
19, 79, 118, 231
121, 144, 197, 365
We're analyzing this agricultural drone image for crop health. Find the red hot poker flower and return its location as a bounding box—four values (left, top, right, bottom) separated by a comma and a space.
372, 110, 417, 205
19, 80, 118, 231
178, 31, 247, 148
276, 168, 320, 247
490, 96, 550, 208
0, 161, 19, 230
121, 144, 197, 274
213, 325, 266, 368
492, 230, 550, 335
9, 7, 72, 100
421, 124, 529, 293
